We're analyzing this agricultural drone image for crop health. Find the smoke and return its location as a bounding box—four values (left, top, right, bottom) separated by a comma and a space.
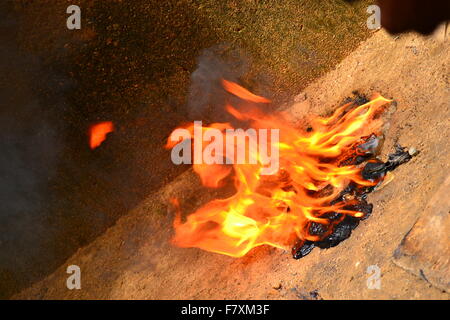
0, 6, 66, 297
186, 45, 251, 124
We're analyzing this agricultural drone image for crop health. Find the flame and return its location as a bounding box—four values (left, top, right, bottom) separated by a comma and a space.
89, 121, 114, 149
167, 80, 391, 257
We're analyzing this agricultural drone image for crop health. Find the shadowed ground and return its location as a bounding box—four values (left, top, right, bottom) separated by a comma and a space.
1, 0, 372, 298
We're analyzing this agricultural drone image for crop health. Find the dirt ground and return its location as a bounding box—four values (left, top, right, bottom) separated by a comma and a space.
15, 28, 449, 300
1, 0, 373, 298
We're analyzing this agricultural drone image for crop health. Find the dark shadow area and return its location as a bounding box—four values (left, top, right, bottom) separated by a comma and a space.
0, 0, 216, 299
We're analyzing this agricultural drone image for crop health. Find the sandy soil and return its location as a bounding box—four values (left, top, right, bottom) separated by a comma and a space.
15, 28, 449, 300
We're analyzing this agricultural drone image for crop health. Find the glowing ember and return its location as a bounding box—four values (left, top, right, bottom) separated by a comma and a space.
166, 80, 392, 258
89, 121, 114, 149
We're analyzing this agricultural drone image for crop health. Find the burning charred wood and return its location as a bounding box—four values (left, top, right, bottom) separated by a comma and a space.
168, 81, 412, 260
292, 240, 315, 259
362, 144, 413, 180
314, 216, 359, 249
292, 141, 416, 259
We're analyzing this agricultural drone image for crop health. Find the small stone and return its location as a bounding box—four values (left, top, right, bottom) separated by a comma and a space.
272, 282, 282, 290
388, 101, 397, 114
408, 147, 418, 156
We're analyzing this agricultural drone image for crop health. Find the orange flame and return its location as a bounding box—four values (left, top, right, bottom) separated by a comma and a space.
222, 79, 271, 104
89, 121, 114, 149
167, 80, 391, 257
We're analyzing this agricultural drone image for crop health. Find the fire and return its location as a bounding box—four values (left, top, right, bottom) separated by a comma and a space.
89, 121, 114, 149
167, 80, 391, 257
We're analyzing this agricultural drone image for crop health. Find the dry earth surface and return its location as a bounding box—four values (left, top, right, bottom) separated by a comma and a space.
1, 0, 372, 298
16, 28, 449, 300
